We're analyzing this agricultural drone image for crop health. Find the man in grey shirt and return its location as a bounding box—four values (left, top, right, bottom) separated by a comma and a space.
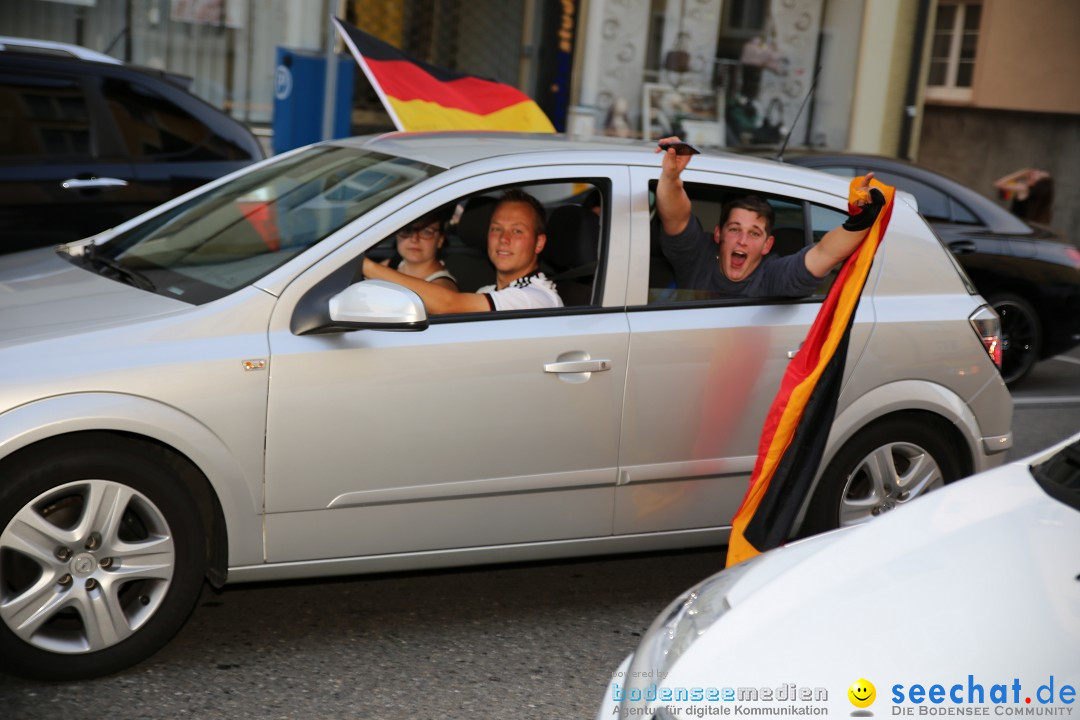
655, 136, 884, 298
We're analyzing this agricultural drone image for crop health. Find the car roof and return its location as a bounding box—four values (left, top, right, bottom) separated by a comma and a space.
338, 131, 670, 168
779, 150, 1033, 235
330, 132, 851, 195
0, 44, 199, 92
0, 36, 121, 64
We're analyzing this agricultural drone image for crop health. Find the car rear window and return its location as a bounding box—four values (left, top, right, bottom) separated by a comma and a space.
103, 77, 253, 161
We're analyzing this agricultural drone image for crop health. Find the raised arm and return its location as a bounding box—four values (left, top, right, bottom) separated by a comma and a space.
993, 168, 1034, 194
804, 173, 885, 279
361, 257, 490, 314
654, 136, 695, 236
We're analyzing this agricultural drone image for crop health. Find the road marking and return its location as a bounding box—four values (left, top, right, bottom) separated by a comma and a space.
1014, 395, 1080, 407
1051, 354, 1080, 367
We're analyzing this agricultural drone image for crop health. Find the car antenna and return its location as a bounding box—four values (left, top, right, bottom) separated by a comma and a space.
775, 64, 822, 164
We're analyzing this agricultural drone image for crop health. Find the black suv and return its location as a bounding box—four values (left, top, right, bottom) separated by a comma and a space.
0, 42, 264, 253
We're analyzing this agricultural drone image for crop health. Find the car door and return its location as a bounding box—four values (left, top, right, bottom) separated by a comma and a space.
614, 166, 877, 537
0, 60, 141, 252
261, 166, 631, 564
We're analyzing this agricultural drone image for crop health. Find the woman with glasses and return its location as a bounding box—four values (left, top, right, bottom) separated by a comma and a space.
384, 209, 459, 290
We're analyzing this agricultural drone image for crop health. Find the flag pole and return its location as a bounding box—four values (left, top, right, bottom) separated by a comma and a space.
332, 17, 406, 132
322, 10, 340, 140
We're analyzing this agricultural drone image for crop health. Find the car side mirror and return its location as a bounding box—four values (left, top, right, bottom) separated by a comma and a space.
292, 278, 429, 335
327, 279, 428, 330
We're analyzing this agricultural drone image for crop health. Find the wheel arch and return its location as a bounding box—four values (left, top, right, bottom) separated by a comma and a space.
0, 393, 264, 574
825, 379, 983, 477
791, 380, 985, 533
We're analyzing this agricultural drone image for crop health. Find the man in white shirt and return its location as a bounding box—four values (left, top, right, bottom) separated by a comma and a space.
361, 189, 563, 313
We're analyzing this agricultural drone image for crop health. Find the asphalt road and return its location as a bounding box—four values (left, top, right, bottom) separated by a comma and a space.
2, 352, 1077, 720
1006, 349, 1080, 459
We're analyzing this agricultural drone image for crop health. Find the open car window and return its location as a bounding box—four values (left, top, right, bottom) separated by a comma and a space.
359, 179, 608, 317
645, 180, 845, 305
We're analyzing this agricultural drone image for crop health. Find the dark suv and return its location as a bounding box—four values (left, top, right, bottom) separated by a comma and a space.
0, 41, 264, 253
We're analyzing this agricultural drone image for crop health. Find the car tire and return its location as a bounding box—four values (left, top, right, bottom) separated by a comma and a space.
0, 435, 207, 680
988, 292, 1041, 387
801, 416, 964, 536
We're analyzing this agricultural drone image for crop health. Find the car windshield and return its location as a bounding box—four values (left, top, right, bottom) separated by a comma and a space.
67, 145, 442, 304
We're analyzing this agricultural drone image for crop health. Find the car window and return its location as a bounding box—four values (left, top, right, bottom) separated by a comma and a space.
75, 146, 443, 304
862, 169, 951, 221
948, 198, 979, 224
102, 76, 253, 162
0, 72, 94, 160
362, 179, 608, 314
809, 203, 848, 242
646, 181, 842, 304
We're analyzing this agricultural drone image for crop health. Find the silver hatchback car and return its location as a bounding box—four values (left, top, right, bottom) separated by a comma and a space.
0, 133, 1011, 679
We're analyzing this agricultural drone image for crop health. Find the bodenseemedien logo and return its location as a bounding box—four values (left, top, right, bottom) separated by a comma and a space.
849, 678, 877, 716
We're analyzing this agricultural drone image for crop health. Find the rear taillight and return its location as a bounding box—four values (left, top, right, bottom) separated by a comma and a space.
970, 305, 1002, 368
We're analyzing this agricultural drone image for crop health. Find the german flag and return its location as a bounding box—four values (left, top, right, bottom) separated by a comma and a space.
333, 18, 555, 134
726, 176, 895, 566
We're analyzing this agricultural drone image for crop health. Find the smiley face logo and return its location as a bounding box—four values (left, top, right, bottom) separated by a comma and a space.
848, 678, 876, 708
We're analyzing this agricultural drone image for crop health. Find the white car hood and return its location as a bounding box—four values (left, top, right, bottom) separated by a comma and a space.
670, 464, 1080, 694
0, 248, 190, 346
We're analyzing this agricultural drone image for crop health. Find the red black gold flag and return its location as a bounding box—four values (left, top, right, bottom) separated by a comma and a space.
333, 18, 555, 133
726, 177, 896, 566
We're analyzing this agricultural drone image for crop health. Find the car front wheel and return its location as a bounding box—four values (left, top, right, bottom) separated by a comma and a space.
802, 416, 964, 535
0, 436, 207, 680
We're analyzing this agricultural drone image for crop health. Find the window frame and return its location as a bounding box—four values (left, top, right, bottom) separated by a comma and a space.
285, 164, 629, 330
926, 0, 982, 103
628, 168, 850, 309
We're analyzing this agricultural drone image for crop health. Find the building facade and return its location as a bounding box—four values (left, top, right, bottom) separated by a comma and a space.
3, 0, 1076, 236
915, 0, 1080, 240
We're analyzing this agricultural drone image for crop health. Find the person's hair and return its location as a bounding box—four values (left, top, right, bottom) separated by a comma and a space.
719, 195, 774, 237
1025, 176, 1054, 225
403, 207, 449, 235
496, 188, 547, 236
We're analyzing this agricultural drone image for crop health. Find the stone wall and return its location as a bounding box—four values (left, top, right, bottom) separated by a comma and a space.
918, 104, 1080, 242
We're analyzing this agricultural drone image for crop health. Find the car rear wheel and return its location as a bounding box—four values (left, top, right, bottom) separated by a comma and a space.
988, 292, 1041, 387
802, 417, 964, 535
0, 437, 206, 680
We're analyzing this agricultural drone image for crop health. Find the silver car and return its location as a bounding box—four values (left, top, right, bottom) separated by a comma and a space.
0, 133, 1012, 680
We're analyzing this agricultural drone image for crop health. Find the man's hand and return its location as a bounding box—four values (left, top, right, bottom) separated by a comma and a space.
842, 173, 885, 232
804, 173, 889, 278
656, 135, 694, 178
654, 136, 695, 236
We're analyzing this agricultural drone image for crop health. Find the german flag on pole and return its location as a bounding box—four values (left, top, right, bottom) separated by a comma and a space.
725, 176, 895, 566
333, 17, 555, 133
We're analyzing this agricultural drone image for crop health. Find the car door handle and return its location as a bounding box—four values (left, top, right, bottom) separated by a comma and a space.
948, 240, 977, 255
544, 359, 612, 373
62, 177, 129, 191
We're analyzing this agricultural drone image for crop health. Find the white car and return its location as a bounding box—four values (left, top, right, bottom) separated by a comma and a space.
597, 432, 1080, 720
0, 133, 1010, 679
